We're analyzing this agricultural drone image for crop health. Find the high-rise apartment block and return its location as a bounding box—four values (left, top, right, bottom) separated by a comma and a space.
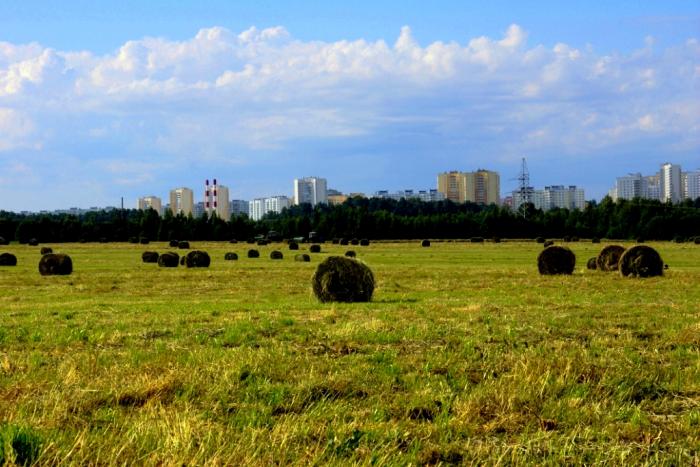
683, 170, 700, 200
611, 163, 696, 203
249, 196, 291, 221
660, 163, 682, 203
374, 189, 446, 202
543, 186, 585, 210
230, 199, 250, 217
293, 177, 328, 206
437, 170, 500, 205
169, 187, 194, 216
137, 196, 162, 215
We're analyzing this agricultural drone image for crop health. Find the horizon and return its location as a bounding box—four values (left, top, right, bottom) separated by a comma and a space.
1, 1, 698, 211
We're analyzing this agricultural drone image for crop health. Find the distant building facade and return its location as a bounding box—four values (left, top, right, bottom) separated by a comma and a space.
137, 196, 162, 215
249, 196, 291, 221
683, 170, 700, 200
660, 163, 682, 203
437, 169, 500, 205
374, 189, 446, 202
293, 177, 328, 206
230, 199, 250, 217
169, 187, 194, 216
543, 185, 585, 210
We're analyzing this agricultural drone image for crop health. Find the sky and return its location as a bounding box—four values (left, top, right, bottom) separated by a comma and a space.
0, 1, 698, 211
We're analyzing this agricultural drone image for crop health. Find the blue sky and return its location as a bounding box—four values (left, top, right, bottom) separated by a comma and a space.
0, 1, 698, 211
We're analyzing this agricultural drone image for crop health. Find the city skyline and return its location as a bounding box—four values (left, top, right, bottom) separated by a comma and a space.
1, 2, 698, 211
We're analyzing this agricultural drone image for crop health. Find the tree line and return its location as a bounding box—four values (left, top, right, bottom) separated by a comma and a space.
1, 196, 699, 243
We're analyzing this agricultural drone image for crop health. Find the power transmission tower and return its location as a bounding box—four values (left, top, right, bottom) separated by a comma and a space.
516, 157, 532, 218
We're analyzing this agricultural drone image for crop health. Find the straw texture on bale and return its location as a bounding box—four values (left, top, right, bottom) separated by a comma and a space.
345, 250, 356, 258
158, 252, 179, 267
270, 250, 283, 260
586, 257, 597, 270
247, 249, 260, 258
294, 253, 310, 262
421, 239, 430, 247
28, 238, 39, 246
312, 256, 375, 303
537, 246, 576, 275
0, 253, 17, 266
185, 250, 210, 268
224, 252, 238, 260
40, 247, 53, 255
39, 253, 72, 276
288, 242, 299, 250
169, 239, 179, 247
178, 241, 190, 249
596, 245, 626, 272
619, 245, 664, 278
543, 240, 554, 248
142, 251, 159, 263
360, 239, 370, 246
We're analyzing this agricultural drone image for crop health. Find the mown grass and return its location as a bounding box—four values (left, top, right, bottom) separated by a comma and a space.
0, 240, 699, 465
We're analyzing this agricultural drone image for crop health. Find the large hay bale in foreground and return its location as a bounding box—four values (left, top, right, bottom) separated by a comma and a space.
586, 257, 597, 270
40, 247, 53, 255
312, 256, 375, 303
345, 250, 356, 258
178, 241, 190, 249
39, 253, 72, 276
270, 250, 283, 260
169, 239, 179, 247
596, 245, 626, 272
142, 251, 159, 263
537, 246, 575, 275
619, 245, 664, 278
158, 252, 179, 267
247, 249, 260, 258
288, 242, 299, 250
421, 239, 430, 247
309, 244, 321, 253
185, 250, 210, 268
0, 253, 17, 266
294, 253, 310, 262
224, 252, 238, 261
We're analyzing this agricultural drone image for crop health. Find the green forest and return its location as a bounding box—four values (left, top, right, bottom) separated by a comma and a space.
1, 197, 699, 243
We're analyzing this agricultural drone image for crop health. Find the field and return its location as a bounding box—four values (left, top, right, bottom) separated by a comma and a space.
1, 241, 699, 465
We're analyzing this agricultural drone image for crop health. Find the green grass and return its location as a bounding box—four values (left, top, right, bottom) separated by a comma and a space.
1, 240, 699, 465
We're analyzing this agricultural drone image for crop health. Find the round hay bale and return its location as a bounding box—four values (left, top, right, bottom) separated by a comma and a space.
537, 246, 576, 275
340, 238, 349, 246
179, 256, 186, 266
40, 247, 53, 255
185, 250, 210, 268
39, 253, 73, 276
571, 236, 579, 242
294, 253, 310, 262
345, 250, 356, 258
0, 236, 8, 245
332, 238, 340, 245
28, 238, 39, 246
349, 238, 359, 246
309, 244, 321, 253
695, 237, 700, 245
636, 237, 645, 244
312, 256, 375, 303
139, 237, 150, 245
535, 237, 545, 244
270, 250, 283, 260
169, 239, 179, 247
619, 245, 664, 278
129, 237, 139, 244
224, 252, 238, 261
360, 239, 370, 246
158, 252, 179, 267
257, 239, 268, 246
596, 245, 626, 272
592, 237, 600, 244
543, 240, 554, 248
178, 241, 190, 249
421, 239, 431, 247
586, 257, 597, 270
229, 239, 238, 244
289, 242, 299, 250
0, 253, 17, 266
563, 235, 572, 242
247, 249, 260, 258
673, 236, 685, 244
142, 251, 159, 263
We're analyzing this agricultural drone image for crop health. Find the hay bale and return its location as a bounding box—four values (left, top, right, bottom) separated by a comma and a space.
229, 239, 238, 244
360, 239, 370, 246
289, 242, 299, 250
185, 250, 210, 268
349, 238, 358, 246
537, 246, 576, 275
345, 250, 356, 257
421, 239, 431, 247
224, 252, 238, 260
492, 237, 501, 243
332, 238, 340, 245
178, 241, 190, 249
596, 245, 626, 272
695, 237, 700, 245
636, 237, 645, 244
139, 237, 150, 245
169, 239, 179, 247
0, 253, 17, 266
340, 238, 349, 246
158, 252, 179, 267
142, 251, 159, 263
619, 245, 664, 278
270, 250, 283, 260
543, 240, 554, 248
312, 256, 375, 303
0, 236, 8, 245
40, 247, 53, 255
129, 237, 139, 244
592, 237, 600, 243
586, 257, 597, 270
309, 244, 321, 253
28, 238, 39, 246
563, 235, 572, 242
535, 237, 545, 244
247, 249, 260, 258
39, 253, 72, 275
673, 236, 685, 244
257, 239, 268, 246
180, 256, 186, 266
294, 253, 311, 262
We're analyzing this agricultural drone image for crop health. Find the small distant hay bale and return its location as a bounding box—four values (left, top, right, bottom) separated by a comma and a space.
492, 237, 501, 243
270, 250, 283, 260
224, 252, 238, 261
294, 253, 310, 262
289, 242, 299, 250
421, 239, 431, 247
0, 236, 8, 245
310, 244, 321, 253
39, 253, 73, 276
535, 237, 545, 244
168, 239, 179, 247
636, 237, 645, 244
312, 256, 375, 303
185, 250, 210, 268
178, 241, 190, 249
139, 237, 150, 245
619, 245, 664, 278
28, 238, 39, 246
563, 235, 572, 242
596, 245, 626, 272
537, 246, 576, 275
470, 237, 484, 243
129, 237, 139, 244
247, 249, 260, 258
572, 236, 580, 242
543, 240, 554, 248
158, 252, 179, 267
673, 236, 685, 244
0, 253, 17, 266
360, 239, 370, 246
40, 247, 53, 255
592, 237, 600, 243
179, 256, 186, 266
695, 237, 700, 245
257, 239, 268, 246
345, 250, 356, 258
142, 251, 159, 263
229, 239, 238, 244
586, 257, 597, 270
332, 238, 340, 245
340, 238, 349, 246
350, 238, 359, 246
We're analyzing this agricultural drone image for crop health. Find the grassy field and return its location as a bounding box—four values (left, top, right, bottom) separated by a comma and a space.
0, 240, 699, 465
